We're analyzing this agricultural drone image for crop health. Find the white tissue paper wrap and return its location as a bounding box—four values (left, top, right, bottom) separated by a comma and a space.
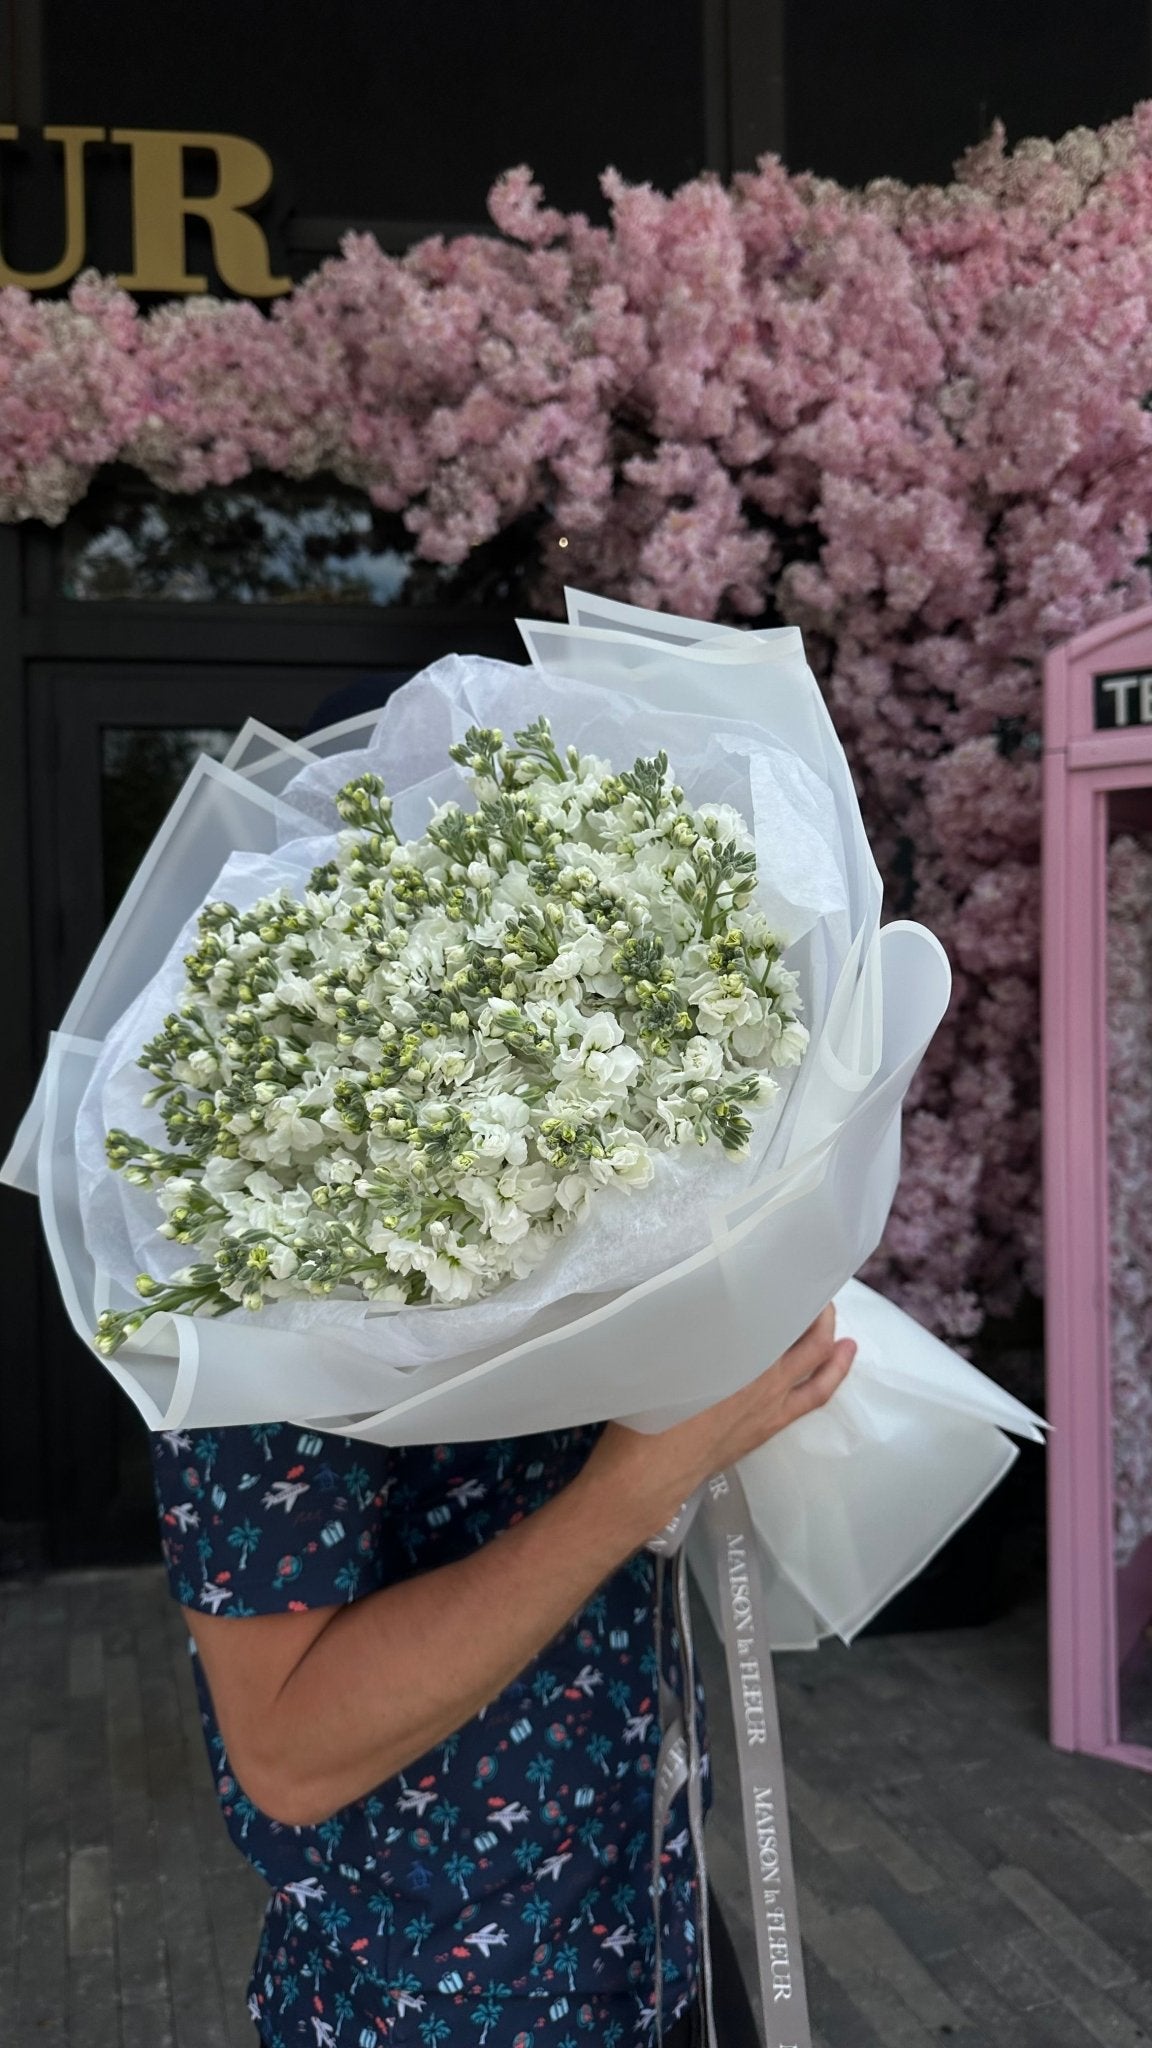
2, 590, 1047, 1649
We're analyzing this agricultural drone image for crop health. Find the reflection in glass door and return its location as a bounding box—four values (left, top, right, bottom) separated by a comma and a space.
102, 726, 239, 914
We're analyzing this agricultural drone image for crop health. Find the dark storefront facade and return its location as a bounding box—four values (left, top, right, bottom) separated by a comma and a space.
2, 0, 1150, 1570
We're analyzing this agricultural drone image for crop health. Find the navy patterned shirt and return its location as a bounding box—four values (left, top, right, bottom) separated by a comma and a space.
150, 1421, 711, 2046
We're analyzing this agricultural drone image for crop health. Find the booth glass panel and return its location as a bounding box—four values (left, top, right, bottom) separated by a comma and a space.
1106, 788, 1152, 1747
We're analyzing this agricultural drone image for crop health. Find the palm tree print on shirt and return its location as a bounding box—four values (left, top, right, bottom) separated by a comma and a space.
150, 1420, 710, 2044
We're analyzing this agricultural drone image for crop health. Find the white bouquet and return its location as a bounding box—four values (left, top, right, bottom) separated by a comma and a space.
93, 716, 808, 1345
3, 589, 1046, 1652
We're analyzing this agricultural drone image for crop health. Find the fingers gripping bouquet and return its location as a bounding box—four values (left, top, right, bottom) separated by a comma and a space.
4, 589, 1046, 1653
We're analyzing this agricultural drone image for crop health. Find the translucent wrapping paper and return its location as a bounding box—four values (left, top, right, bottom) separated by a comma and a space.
2, 591, 1047, 1647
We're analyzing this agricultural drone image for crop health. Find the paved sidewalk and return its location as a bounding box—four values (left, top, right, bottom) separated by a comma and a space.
3, 1564, 1152, 2047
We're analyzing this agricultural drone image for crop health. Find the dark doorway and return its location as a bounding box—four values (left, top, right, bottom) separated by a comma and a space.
24, 661, 413, 1564
1, 473, 526, 1568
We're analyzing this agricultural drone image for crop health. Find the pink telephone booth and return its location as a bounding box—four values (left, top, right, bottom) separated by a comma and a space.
1045, 606, 1152, 1770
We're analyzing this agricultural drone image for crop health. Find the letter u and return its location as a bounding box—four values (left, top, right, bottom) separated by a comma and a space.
0, 126, 102, 288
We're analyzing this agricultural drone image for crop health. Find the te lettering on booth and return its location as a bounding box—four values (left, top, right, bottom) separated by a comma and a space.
1094, 668, 1152, 730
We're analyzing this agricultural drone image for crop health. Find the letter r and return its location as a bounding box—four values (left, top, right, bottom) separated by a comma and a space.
112, 128, 289, 295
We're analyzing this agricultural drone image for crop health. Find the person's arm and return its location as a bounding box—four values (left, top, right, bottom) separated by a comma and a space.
187, 1306, 855, 1828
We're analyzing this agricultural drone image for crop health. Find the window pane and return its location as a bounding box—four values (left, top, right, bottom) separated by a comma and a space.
62, 473, 538, 607
101, 726, 236, 914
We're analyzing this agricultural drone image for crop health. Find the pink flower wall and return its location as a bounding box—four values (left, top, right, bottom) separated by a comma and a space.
7, 109, 1152, 1398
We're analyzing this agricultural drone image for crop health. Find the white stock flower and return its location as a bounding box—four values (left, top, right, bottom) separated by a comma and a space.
690, 977, 759, 1036
552, 1014, 642, 1098
609, 1138, 655, 1188
697, 802, 754, 850
261, 1090, 332, 1165
655, 1098, 694, 1145
498, 1160, 556, 1213
543, 928, 611, 986
458, 1178, 532, 1244
200, 1156, 251, 1196
408, 1226, 489, 1303
469, 1092, 532, 1165
555, 1171, 590, 1214
679, 1036, 725, 1082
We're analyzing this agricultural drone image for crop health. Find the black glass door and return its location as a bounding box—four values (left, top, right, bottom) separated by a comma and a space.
25, 660, 411, 1564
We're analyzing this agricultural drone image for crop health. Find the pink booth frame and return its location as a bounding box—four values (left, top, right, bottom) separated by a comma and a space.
1044, 604, 1152, 1771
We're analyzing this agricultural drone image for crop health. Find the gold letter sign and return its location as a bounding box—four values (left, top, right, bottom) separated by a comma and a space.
113, 129, 289, 295
0, 126, 289, 297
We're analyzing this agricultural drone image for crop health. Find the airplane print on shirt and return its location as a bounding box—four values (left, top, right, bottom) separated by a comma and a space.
151, 1421, 711, 2046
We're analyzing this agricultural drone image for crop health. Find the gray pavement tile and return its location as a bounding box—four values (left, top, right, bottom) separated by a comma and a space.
68, 1844, 114, 1957
23, 1813, 68, 1910
67, 1627, 106, 1702
205, 1879, 265, 2008
826, 1900, 967, 2031
0, 1746, 27, 1934
1048, 1985, 1152, 2048
120, 1999, 177, 2048
902, 1773, 1014, 1877
786, 1766, 869, 1854
67, 1949, 120, 2048
17, 1892, 69, 2035
848, 1804, 941, 1895
28, 1723, 68, 1807
68, 1697, 112, 1855
800, 1947, 890, 2048
1081, 1899, 1152, 1981
109, 1808, 161, 1897
864, 1778, 989, 1890
795, 1885, 946, 2047
1050, 1794, 1152, 1902
788, 1812, 873, 1913
158, 1852, 238, 2048
1108, 1973, 1152, 2037
978, 1798, 1149, 1919
105, 1651, 155, 1872
851, 1865, 1027, 1966
1010, 1923, 1152, 2043
931, 1945, 1065, 2048
115, 1876, 171, 2007
994, 1868, 1137, 1989
964, 1927, 1064, 2015
1064, 1760, 1152, 1838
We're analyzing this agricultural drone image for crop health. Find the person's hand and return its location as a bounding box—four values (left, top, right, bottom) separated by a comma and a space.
582, 1305, 856, 1546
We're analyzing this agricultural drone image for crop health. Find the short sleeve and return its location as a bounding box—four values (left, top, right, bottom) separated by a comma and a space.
149, 1420, 396, 1619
